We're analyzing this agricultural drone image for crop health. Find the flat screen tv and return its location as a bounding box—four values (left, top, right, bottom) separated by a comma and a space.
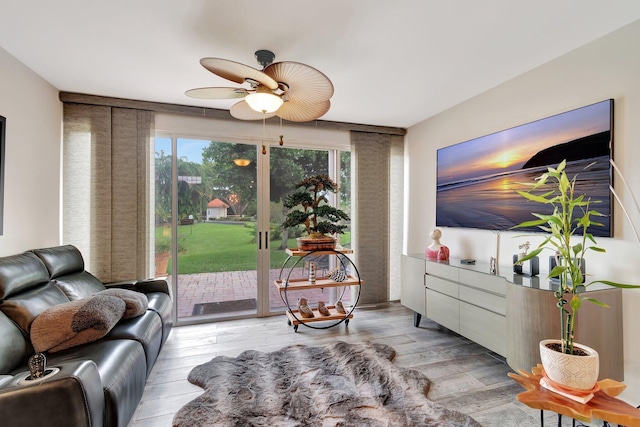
436, 99, 613, 237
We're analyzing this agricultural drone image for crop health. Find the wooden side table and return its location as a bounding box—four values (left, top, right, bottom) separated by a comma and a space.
276, 248, 361, 332
509, 365, 640, 427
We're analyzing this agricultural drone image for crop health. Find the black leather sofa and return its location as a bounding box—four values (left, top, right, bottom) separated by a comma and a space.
0, 245, 173, 427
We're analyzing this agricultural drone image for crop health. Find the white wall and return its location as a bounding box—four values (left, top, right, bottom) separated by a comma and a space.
0, 47, 62, 256
405, 19, 640, 400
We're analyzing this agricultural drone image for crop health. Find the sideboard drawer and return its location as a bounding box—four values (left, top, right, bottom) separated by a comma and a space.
427, 276, 458, 298
459, 285, 506, 316
426, 261, 459, 282
459, 269, 507, 296
426, 289, 460, 333
460, 301, 506, 356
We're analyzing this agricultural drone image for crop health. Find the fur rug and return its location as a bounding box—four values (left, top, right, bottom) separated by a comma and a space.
172, 341, 482, 426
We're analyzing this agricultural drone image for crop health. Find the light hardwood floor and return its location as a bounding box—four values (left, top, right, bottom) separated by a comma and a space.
129, 302, 597, 426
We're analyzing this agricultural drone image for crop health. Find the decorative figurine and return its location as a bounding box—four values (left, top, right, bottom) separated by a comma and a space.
308, 262, 316, 284
329, 267, 347, 282
513, 241, 539, 276
297, 297, 315, 318
28, 353, 47, 380
335, 300, 346, 314
317, 301, 331, 316
426, 228, 450, 261
518, 241, 530, 261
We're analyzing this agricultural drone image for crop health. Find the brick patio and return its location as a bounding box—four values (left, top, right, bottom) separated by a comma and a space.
170, 268, 355, 319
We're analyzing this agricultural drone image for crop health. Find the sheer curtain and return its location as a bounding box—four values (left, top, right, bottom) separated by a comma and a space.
351, 131, 404, 304
62, 103, 154, 281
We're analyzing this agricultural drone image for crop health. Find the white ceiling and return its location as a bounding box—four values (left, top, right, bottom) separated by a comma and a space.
1, 1, 640, 128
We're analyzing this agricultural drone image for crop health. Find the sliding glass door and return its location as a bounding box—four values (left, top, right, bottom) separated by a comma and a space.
267, 147, 352, 313
267, 146, 328, 312
154, 135, 350, 323
155, 137, 260, 322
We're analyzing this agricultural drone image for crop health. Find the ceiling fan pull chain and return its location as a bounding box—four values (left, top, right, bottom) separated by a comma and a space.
262, 113, 267, 155
279, 117, 284, 146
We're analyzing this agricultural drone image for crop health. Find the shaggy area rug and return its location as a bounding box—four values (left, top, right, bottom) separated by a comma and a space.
172, 341, 482, 426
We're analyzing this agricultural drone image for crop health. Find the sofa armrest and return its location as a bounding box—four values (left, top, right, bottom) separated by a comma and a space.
134, 278, 170, 295
105, 278, 170, 295
0, 360, 104, 427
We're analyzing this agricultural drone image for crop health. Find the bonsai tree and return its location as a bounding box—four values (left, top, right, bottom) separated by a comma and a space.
513, 160, 638, 355
282, 174, 350, 239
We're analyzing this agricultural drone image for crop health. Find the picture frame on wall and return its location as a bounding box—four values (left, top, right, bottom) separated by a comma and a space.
0, 115, 5, 235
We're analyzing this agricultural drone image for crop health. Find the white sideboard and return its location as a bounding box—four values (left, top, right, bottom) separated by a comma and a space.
400, 253, 623, 381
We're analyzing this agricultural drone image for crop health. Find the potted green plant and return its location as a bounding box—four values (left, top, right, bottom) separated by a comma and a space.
514, 160, 638, 391
283, 174, 350, 251
154, 235, 172, 276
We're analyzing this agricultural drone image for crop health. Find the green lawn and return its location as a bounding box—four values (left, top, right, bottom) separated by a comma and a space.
156, 222, 350, 274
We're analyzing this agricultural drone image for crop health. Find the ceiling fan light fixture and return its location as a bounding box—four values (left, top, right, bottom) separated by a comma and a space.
245, 91, 283, 113
189, 50, 332, 122
233, 158, 251, 167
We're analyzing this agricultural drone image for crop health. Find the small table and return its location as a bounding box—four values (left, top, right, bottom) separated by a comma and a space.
509, 365, 640, 427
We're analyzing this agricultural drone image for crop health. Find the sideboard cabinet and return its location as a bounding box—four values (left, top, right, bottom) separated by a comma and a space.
400, 254, 623, 381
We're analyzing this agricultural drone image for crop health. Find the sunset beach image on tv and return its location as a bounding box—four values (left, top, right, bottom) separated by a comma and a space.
436, 99, 613, 237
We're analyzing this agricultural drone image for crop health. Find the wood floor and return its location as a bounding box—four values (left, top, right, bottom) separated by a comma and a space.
129, 302, 597, 426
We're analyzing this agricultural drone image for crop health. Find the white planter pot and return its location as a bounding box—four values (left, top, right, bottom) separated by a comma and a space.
539, 339, 599, 391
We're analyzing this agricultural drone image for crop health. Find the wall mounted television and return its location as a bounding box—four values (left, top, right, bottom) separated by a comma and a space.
436, 99, 613, 237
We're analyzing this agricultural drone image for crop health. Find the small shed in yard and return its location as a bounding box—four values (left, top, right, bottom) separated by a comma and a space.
207, 198, 230, 219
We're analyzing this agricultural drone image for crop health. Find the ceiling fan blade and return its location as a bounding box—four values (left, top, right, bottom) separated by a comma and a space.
276, 99, 331, 122
230, 100, 278, 121
264, 61, 334, 104
185, 87, 248, 99
200, 58, 278, 90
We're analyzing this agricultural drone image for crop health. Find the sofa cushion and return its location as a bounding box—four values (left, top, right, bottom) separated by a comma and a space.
97, 288, 148, 319
146, 292, 173, 345
0, 252, 50, 299
32, 245, 85, 279
106, 310, 162, 376
30, 295, 126, 353
54, 271, 106, 300
0, 282, 70, 334
0, 311, 33, 373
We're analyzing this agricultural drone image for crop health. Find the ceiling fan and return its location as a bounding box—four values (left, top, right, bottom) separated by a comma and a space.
185, 50, 334, 122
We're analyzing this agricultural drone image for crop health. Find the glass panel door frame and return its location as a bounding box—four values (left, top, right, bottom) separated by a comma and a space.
256, 143, 271, 317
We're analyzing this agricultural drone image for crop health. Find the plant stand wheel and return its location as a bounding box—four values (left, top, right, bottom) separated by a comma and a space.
275, 248, 362, 332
